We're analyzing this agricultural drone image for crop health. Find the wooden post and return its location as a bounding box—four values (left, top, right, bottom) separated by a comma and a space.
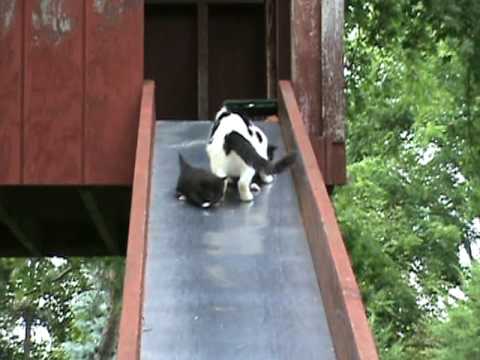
275, 0, 291, 80
265, 0, 277, 97
198, 3, 209, 119
291, 0, 346, 185
291, 0, 322, 136
322, 0, 346, 185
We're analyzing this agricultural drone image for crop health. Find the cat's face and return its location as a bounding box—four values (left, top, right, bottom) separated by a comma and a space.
196, 177, 226, 207
176, 155, 226, 208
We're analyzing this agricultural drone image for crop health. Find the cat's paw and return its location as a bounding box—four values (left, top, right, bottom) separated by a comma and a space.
250, 183, 261, 193
176, 193, 187, 201
240, 191, 254, 202
201, 202, 212, 208
261, 174, 274, 184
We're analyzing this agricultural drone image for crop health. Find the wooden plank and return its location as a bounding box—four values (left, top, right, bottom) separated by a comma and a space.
23, 0, 83, 184
290, 0, 346, 185
265, 0, 276, 97
291, 0, 322, 136
117, 81, 156, 360
326, 137, 347, 185
322, 0, 345, 143
197, 3, 209, 119
275, 0, 290, 80
85, 0, 143, 184
145, 4, 198, 120
322, 0, 346, 185
0, 0, 22, 184
278, 80, 379, 360
208, 3, 266, 117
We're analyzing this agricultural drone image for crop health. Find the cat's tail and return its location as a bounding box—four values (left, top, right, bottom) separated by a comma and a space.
224, 132, 297, 175
268, 152, 297, 174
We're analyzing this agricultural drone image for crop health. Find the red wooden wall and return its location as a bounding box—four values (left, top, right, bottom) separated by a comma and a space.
0, 0, 143, 185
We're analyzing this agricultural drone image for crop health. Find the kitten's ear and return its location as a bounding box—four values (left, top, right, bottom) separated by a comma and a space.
178, 153, 188, 170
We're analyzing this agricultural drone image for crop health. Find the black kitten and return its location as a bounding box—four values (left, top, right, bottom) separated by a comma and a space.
176, 154, 226, 208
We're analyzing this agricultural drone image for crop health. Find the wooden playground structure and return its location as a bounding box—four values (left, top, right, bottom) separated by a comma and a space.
0, 1, 378, 359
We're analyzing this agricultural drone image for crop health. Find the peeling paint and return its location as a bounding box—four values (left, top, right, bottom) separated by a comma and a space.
93, 0, 141, 24
0, 0, 16, 37
94, 0, 109, 14
292, 0, 322, 134
32, 0, 74, 45
322, 0, 346, 142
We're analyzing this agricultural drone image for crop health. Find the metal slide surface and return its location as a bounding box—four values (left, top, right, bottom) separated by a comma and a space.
140, 121, 336, 360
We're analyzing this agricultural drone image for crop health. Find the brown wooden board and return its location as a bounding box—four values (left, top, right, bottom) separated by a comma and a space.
278, 80, 379, 360
275, 0, 291, 80
0, 0, 22, 184
321, 0, 346, 185
23, 0, 83, 184
322, 0, 345, 143
117, 81, 156, 360
145, 4, 198, 120
265, 0, 276, 97
85, 0, 143, 184
291, 0, 322, 136
208, 3, 266, 117
197, 3, 209, 119
1, 0, 143, 185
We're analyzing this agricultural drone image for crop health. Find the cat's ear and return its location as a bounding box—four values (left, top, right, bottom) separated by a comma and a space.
178, 153, 189, 170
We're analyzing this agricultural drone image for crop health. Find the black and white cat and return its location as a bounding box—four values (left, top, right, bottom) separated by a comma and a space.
206, 106, 296, 202
176, 154, 227, 208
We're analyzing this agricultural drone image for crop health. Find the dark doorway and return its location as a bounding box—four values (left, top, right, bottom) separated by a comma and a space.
145, 4, 198, 120
144, 1, 266, 120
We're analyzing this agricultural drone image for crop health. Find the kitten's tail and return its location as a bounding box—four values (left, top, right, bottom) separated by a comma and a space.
224, 132, 297, 175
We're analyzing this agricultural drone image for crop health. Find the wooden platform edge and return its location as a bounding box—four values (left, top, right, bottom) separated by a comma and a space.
278, 80, 379, 360
117, 80, 156, 360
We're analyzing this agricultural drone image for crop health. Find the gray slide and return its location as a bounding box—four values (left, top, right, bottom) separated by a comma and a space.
140, 121, 336, 360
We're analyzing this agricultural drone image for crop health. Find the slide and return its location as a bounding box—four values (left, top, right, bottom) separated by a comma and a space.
142, 120, 335, 359
117, 81, 379, 360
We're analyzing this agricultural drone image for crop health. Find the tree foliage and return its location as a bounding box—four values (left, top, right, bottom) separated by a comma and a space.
0, 257, 123, 360
338, 0, 480, 358
424, 263, 480, 360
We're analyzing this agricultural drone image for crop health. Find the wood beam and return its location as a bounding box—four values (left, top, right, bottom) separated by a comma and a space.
117, 81, 156, 360
275, 0, 291, 80
198, 3, 209, 119
322, 0, 345, 143
321, 0, 346, 185
79, 190, 120, 254
265, 0, 277, 97
275, 0, 292, 80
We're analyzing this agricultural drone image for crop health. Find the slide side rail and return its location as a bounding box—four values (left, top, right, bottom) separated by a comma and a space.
278, 80, 379, 360
117, 81, 156, 360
